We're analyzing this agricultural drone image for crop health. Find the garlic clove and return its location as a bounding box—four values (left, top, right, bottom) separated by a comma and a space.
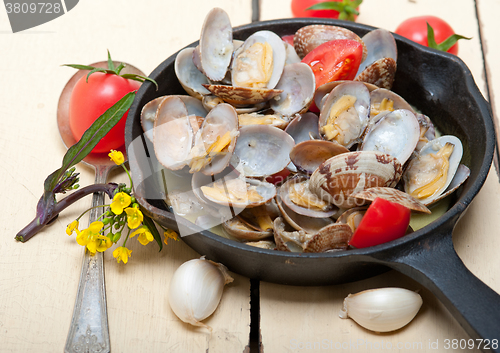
168, 257, 234, 330
339, 287, 423, 332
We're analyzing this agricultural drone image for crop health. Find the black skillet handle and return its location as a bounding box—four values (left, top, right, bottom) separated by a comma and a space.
370, 229, 500, 352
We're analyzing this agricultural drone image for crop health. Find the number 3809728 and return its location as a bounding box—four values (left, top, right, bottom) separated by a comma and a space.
5, 3, 62, 14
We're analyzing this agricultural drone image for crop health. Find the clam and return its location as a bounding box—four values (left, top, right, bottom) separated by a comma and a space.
284, 112, 321, 143
415, 113, 436, 151
199, 7, 233, 81
309, 151, 403, 209
336, 207, 367, 233
238, 112, 289, 129
315, 81, 378, 113
319, 82, 371, 148
354, 29, 397, 89
279, 176, 338, 218
403, 135, 464, 205
269, 62, 315, 116
222, 203, 279, 241
290, 140, 348, 175
293, 25, 367, 61
142, 95, 207, 142
350, 187, 431, 214
231, 30, 286, 90
275, 191, 335, 233
202, 83, 283, 106
234, 125, 295, 177
360, 109, 420, 165
283, 41, 301, 64
369, 88, 415, 117
174, 47, 211, 99
273, 217, 351, 253
245, 240, 276, 250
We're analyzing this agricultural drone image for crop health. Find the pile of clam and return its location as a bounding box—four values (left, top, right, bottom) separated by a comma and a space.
140, 8, 470, 253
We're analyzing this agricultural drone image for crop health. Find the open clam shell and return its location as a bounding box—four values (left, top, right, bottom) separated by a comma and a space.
360, 109, 420, 165
284, 112, 320, 143
290, 140, 348, 175
280, 176, 338, 218
199, 7, 233, 81
223, 217, 273, 241
403, 135, 464, 206
319, 81, 371, 148
276, 191, 335, 233
191, 103, 239, 175
273, 217, 351, 253
309, 151, 403, 209
315, 81, 378, 113
369, 88, 415, 117
153, 96, 194, 170
269, 62, 315, 116
174, 47, 211, 99
355, 29, 397, 89
231, 30, 287, 90
234, 125, 295, 177
351, 187, 431, 214
192, 170, 276, 209
222, 203, 279, 241
142, 95, 207, 142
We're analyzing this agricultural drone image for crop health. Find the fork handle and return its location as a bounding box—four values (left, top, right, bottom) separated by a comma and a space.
64, 165, 111, 353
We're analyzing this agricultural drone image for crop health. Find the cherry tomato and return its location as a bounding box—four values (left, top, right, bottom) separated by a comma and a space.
349, 198, 411, 248
301, 39, 363, 88
291, 0, 359, 20
282, 34, 295, 46
266, 168, 291, 185
395, 16, 460, 55
69, 72, 141, 153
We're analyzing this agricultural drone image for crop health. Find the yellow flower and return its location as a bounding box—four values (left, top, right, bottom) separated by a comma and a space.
125, 206, 143, 229
113, 246, 132, 264
109, 150, 124, 165
76, 221, 104, 254
66, 220, 79, 236
131, 226, 154, 246
110, 192, 131, 215
87, 235, 113, 254
164, 229, 179, 245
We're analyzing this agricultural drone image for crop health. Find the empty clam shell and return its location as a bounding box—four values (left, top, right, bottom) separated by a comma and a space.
355, 29, 397, 77
354, 57, 397, 89
361, 109, 420, 165
309, 151, 403, 209
284, 112, 320, 143
199, 8, 233, 81
270, 62, 315, 116
175, 47, 211, 99
234, 125, 295, 177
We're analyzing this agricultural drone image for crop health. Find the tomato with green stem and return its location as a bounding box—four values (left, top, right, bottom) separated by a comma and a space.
66, 51, 157, 153
291, 0, 362, 21
395, 16, 471, 55
349, 198, 411, 248
301, 39, 363, 88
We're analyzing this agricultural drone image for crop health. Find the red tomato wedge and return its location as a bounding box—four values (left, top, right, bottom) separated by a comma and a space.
301, 39, 363, 88
349, 198, 411, 249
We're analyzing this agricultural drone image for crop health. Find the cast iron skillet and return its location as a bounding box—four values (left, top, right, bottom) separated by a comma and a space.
125, 19, 500, 347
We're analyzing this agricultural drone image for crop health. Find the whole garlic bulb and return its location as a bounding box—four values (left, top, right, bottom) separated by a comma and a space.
339, 287, 423, 332
168, 257, 233, 329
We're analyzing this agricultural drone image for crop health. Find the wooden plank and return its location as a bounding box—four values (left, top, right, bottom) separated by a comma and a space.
0, 1, 253, 352
259, 0, 500, 352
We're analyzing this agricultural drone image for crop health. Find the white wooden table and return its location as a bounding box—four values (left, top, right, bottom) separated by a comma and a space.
1, 0, 499, 352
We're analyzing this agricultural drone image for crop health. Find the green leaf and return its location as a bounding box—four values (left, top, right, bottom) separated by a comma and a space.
306, 0, 362, 21
426, 22, 471, 53
63, 64, 100, 71
86, 67, 107, 82
307, 1, 343, 11
143, 214, 163, 251
121, 74, 159, 90
107, 50, 115, 71
44, 91, 136, 193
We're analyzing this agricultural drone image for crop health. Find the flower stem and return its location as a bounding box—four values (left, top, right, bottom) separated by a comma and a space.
16, 183, 118, 242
